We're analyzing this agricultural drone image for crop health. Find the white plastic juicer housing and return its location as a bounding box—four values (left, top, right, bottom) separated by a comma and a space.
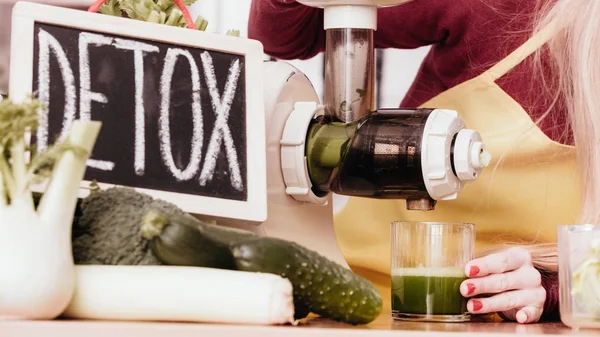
238, 0, 491, 267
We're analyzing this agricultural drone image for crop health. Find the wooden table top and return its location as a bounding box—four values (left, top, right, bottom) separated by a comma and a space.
2, 314, 598, 337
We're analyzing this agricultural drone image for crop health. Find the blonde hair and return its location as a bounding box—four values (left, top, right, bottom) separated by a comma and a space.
537, 0, 600, 226
486, 0, 600, 274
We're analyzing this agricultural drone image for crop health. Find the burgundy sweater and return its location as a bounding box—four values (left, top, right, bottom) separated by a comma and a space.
248, 0, 561, 321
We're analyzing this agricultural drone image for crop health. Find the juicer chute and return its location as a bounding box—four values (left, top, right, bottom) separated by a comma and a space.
297, 0, 413, 124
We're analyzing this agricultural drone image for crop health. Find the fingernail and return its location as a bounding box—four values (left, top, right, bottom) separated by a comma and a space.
471, 300, 483, 312
466, 283, 475, 295
469, 265, 480, 277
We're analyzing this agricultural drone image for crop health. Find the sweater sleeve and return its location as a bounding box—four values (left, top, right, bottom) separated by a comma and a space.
539, 269, 560, 321
495, 268, 560, 323
247, 0, 325, 60
247, 0, 471, 60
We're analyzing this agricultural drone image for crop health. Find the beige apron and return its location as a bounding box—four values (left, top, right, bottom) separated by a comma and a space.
333, 22, 581, 312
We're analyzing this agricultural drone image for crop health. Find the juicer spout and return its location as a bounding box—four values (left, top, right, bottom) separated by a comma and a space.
406, 198, 437, 211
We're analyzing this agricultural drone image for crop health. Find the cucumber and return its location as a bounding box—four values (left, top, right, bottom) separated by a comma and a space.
230, 236, 383, 325
140, 209, 257, 270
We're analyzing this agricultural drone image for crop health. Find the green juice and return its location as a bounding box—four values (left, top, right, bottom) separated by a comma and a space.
391, 267, 468, 316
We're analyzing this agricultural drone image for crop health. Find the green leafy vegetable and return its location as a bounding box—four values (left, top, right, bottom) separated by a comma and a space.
0, 96, 88, 201
0, 95, 101, 319
98, 0, 122, 16
226, 29, 240, 37
97, 0, 226, 33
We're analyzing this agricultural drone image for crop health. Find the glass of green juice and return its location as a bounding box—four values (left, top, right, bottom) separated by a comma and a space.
391, 221, 474, 322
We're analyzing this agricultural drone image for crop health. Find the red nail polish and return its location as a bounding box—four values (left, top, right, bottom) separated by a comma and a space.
472, 300, 483, 311
469, 265, 480, 277
466, 283, 476, 295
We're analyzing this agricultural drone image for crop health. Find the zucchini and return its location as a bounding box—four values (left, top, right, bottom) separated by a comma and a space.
230, 236, 383, 325
140, 209, 256, 270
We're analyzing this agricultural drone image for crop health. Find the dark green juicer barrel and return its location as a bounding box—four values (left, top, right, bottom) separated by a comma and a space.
304, 108, 436, 200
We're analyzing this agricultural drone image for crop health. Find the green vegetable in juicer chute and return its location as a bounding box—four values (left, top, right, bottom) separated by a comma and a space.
339, 88, 366, 114
304, 120, 356, 190
571, 237, 600, 318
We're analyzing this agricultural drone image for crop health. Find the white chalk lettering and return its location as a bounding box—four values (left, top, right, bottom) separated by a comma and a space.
87, 160, 115, 171
198, 52, 243, 191
36, 30, 248, 190
78, 32, 112, 120
36, 29, 77, 151
79, 32, 115, 171
113, 38, 160, 176
159, 48, 204, 181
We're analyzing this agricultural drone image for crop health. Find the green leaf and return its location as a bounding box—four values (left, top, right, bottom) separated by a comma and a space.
355, 88, 365, 98
339, 101, 349, 113
0, 95, 90, 201
120, 0, 153, 20
98, 0, 122, 17
0, 96, 41, 148
89, 180, 102, 194
147, 10, 162, 23
156, 0, 173, 11
226, 29, 240, 37
98, 0, 247, 33
195, 16, 209, 31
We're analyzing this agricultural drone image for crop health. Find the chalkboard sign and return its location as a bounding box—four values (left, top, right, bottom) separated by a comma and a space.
9, 2, 267, 222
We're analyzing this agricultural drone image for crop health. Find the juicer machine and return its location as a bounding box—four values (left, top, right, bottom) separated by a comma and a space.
253, 0, 492, 267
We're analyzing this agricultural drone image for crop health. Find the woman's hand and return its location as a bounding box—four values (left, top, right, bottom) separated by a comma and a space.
460, 247, 546, 324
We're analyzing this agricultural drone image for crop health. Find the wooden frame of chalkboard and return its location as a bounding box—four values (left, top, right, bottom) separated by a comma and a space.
9, 1, 268, 223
